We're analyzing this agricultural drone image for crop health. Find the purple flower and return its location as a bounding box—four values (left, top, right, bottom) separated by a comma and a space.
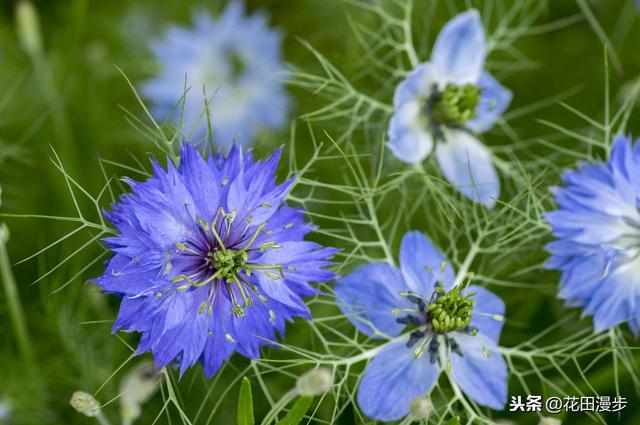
94, 143, 336, 377
546, 134, 640, 333
334, 231, 507, 421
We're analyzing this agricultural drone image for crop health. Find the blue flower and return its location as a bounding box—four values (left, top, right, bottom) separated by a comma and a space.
334, 231, 507, 421
387, 10, 512, 208
93, 143, 336, 377
141, 2, 290, 151
545, 134, 640, 333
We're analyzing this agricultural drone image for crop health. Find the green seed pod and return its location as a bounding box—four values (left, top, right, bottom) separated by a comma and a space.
69, 391, 101, 417
296, 368, 333, 396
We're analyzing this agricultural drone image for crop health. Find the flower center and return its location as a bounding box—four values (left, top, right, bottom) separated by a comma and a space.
170, 209, 283, 318
431, 83, 481, 125
426, 285, 475, 333
228, 51, 246, 76
394, 283, 478, 361
208, 249, 248, 280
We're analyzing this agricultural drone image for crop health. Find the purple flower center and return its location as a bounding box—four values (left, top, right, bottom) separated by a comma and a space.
170, 209, 282, 318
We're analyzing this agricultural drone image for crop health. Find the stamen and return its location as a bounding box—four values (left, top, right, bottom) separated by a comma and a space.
171, 213, 283, 318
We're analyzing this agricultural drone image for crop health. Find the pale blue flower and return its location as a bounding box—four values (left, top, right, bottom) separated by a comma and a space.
388, 10, 512, 208
334, 231, 507, 421
141, 2, 290, 150
546, 134, 640, 333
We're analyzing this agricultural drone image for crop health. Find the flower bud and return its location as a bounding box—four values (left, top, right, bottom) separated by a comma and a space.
120, 361, 163, 422
69, 391, 101, 417
409, 396, 433, 419
15, 1, 42, 55
295, 368, 333, 396
538, 417, 562, 425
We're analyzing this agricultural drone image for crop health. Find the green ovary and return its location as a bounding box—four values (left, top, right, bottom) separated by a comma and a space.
209, 249, 248, 281
427, 285, 475, 333
432, 83, 481, 125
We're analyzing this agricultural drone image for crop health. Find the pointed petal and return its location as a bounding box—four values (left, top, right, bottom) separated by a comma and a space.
387, 101, 433, 164
432, 9, 486, 84
392, 63, 438, 107
450, 333, 508, 410
388, 130, 433, 164
399, 231, 455, 294
357, 338, 441, 421
466, 72, 512, 133
334, 263, 414, 338
466, 285, 505, 342
435, 129, 500, 208
584, 261, 639, 332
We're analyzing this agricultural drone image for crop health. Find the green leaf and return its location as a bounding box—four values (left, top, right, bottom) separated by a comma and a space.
444, 417, 460, 425
275, 396, 313, 425
237, 377, 254, 425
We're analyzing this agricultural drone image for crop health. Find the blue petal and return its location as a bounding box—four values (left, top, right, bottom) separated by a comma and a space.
466, 285, 505, 342
178, 142, 221, 221
399, 231, 455, 295
435, 129, 500, 208
334, 263, 414, 338
555, 252, 607, 307
388, 130, 433, 165
584, 262, 639, 332
392, 63, 438, 107
450, 333, 508, 410
466, 72, 512, 133
387, 101, 433, 164
255, 241, 337, 292
255, 271, 309, 313
357, 338, 441, 421
432, 9, 486, 84
202, 294, 237, 377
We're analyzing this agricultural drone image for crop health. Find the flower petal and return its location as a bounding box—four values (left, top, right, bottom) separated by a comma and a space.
399, 231, 455, 294
450, 333, 508, 409
466, 285, 505, 342
388, 130, 433, 165
435, 129, 500, 208
466, 72, 512, 133
357, 338, 441, 421
387, 101, 433, 164
334, 263, 414, 338
432, 9, 486, 84
584, 261, 640, 332
392, 63, 438, 107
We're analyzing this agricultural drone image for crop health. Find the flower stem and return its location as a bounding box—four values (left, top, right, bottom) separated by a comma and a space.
259, 389, 297, 425
0, 223, 35, 364
452, 241, 481, 288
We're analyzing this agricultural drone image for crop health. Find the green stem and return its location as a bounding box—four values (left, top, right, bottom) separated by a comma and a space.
0, 223, 35, 364
30, 52, 76, 159
452, 242, 480, 288
260, 389, 297, 425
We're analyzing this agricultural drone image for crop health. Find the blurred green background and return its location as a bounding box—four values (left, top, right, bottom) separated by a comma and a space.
0, 0, 639, 424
